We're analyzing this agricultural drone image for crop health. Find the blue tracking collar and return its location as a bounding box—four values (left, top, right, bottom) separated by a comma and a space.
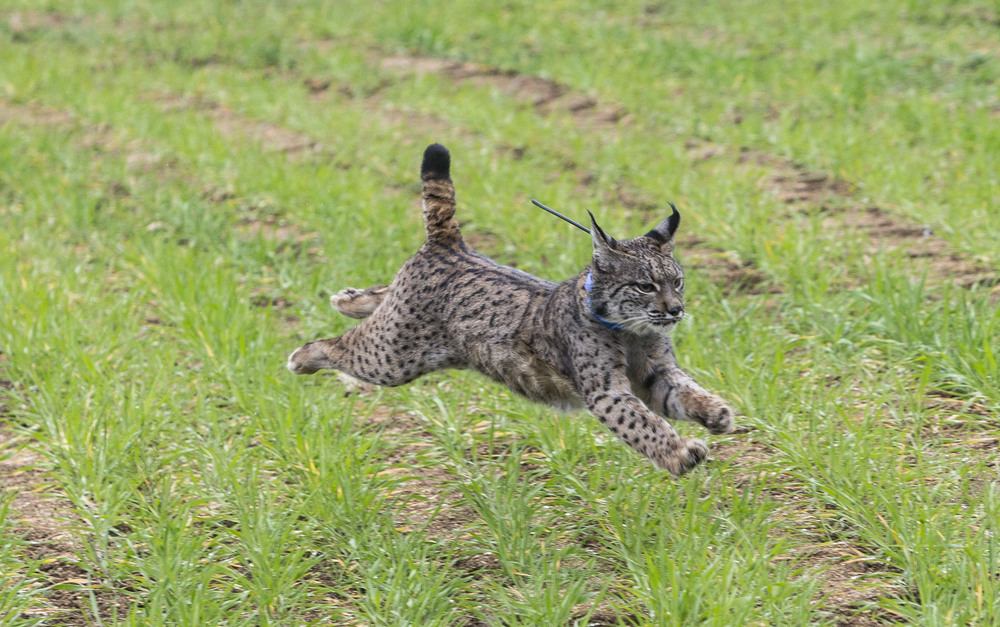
584, 271, 625, 332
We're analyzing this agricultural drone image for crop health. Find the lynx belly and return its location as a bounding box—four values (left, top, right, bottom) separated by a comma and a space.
490, 353, 583, 411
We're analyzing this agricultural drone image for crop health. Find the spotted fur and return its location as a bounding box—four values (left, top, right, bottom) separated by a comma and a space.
287, 144, 735, 474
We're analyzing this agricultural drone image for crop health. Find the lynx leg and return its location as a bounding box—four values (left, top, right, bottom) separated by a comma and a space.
287, 315, 462, 387
330, 285, 390, 319
584, 389, 708, 475
643, 367, 735, 435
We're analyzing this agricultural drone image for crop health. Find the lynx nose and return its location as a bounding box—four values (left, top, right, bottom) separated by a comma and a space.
667, 305, 684, 317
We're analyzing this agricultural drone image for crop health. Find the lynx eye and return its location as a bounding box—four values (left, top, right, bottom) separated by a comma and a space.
635, 282, 657, 294
673, 277, 684, 290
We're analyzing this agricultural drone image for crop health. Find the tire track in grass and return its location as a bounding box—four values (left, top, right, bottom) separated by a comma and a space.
359, 401, 475, 539
371, 51, 997, 294
152, 92, 328, 157
718, 444, 907, 625
0, 98, 309, 622
0, 100, 164, 176
143, 63, 725, 301
0, 371, 124, 623
714, 414, 988, 622
0, 104, 147, 623
372, 52, 781, 296
692, 138, 997, 616
377, 55, 630, 128
4, 9, 70, 35
9, 9, 995, 293
9, 10, 778, 297
144, 89, 460, 255
1, 96, 312, 320
350, 390, 637, 622
690, 140, 998, 290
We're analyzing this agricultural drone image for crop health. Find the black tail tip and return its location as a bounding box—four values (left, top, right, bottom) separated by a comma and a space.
421, 143, 450, 180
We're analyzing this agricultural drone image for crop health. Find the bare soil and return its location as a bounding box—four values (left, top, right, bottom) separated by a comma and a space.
1, 385, 120, 623
378, 55, 629, 127
151, 92, 327, 157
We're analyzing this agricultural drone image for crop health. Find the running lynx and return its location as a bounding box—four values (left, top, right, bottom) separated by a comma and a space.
288, 144, 735, 474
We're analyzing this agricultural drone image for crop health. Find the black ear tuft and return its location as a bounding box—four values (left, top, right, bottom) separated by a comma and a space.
667, 202, 680, 237
588, 210, 618, 249
421, 143, 451, 181
645, 203, 681, 244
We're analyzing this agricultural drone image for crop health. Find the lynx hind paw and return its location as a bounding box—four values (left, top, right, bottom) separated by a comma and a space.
660, 437, 709, 476
330, 286, 386, 319
705, 403, 736, 435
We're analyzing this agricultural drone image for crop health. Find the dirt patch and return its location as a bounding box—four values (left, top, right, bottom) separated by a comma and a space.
250, 294, 294, 310
4, 10, 69, 37
949, 7, 1000, 27
1, 374, 122, 624
0, 98, 174, 178
824, 205, 996, 289
151, 92, 329, 157
691, 141, 998, 290
797, 545, 904, 627
680, 241, 778, 295
362, 408, 477, 538
236, 214, 316, 245
1, 443, 64, 531
711, 429, 775, 468
0, 382, 66, 539
19, 527, 124, 625
378, 55, 629, 128
369, 104, 470, 143
0, 457, 85, 621
924, 392, 996, 421
0, 100, 75, 127
569, 605, 645, 626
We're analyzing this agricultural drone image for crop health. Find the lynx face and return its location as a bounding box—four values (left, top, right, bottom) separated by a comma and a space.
586, 209, 685, 336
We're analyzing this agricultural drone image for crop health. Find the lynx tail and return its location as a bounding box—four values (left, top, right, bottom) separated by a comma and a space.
420, 143, 461, 247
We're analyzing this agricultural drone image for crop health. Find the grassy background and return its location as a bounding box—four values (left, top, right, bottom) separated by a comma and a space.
1, 0, 998, 624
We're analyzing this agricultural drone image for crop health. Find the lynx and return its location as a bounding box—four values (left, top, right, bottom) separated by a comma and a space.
288, 144, 735, 474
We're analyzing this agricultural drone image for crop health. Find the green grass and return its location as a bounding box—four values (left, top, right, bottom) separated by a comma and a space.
0, 0, 998, 624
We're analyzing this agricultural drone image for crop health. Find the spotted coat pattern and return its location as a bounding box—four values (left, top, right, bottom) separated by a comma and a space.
288, 144, 735, 474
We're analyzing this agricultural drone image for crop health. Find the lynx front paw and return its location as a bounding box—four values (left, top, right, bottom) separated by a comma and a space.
704, 403, 735, 435
658, 437, 708, 476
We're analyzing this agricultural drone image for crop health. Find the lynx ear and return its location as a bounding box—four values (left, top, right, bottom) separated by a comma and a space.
644, 203, 680, 252
588, 211, 619, 268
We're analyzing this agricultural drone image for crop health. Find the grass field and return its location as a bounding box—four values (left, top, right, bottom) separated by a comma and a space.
1, 0, 998, 624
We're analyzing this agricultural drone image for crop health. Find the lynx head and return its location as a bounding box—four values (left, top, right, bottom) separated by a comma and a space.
586, 205, 684, 336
